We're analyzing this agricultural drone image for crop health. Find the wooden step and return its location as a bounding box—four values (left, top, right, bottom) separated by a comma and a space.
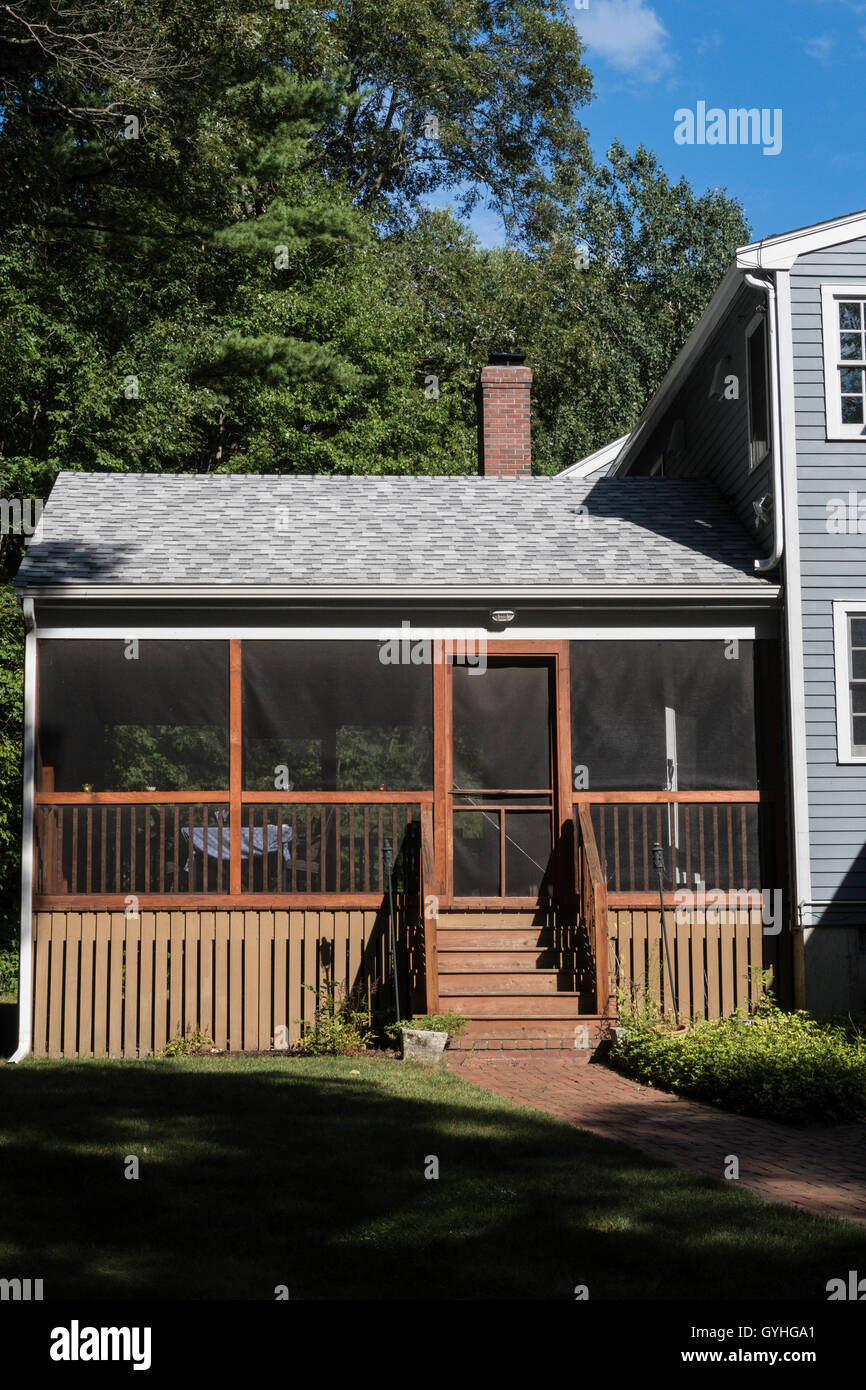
456, 1017, 604, 1039
438, 949, 559, 971
439, 971, 576, 995
437, 912, 552, 928
436, 928, 556, 949
439, 995, 589, 1018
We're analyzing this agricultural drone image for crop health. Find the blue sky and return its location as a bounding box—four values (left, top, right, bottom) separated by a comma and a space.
464, 0, 866, 247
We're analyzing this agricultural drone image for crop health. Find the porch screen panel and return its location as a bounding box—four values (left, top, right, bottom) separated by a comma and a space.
242, 641, 433, 791
569, 640, 758, 790
37, 640, 229, 791
452, 663, 551, 790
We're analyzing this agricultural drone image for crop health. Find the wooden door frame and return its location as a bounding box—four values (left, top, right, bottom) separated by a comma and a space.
434, 639, 573, 908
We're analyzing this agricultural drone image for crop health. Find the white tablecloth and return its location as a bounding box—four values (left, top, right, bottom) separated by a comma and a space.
180, 825, 292, 872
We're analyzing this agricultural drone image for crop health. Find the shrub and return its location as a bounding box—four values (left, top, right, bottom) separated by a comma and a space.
0, 941, 18, 999
387, 1011, 467, 1039
611, 987, 866, 1125
161, 1028, 214, 1058
296, 979, 375, 1056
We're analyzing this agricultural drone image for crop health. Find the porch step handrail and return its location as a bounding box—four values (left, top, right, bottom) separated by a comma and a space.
576, 801, 610, 1018
420, 804, 438, 1012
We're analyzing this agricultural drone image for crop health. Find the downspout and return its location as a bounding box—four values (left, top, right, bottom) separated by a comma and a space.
746, 267, 809, 1007
10, 597, 36, 1062
743, 272, 784, 573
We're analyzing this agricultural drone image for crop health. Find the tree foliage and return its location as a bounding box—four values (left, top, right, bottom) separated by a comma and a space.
0, 0, 752, 942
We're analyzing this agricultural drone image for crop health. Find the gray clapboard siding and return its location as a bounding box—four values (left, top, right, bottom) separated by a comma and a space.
625, 282, 774, 548
791, 235, 866, 921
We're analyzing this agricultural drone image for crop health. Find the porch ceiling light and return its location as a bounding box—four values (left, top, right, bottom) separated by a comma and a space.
489, 609, 515, 624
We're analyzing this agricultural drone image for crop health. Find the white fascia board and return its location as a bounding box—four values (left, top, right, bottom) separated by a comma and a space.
557, 435, 631, 478
737, 209, 866, 272
36, 623, 766, 640
21, 582, 781, 604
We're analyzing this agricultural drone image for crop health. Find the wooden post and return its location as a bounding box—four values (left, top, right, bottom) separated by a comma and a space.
229, 640, 242, 896
420, 804, 438, 1012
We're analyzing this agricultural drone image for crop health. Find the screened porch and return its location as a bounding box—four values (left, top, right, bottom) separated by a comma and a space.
32, 634, 779, 914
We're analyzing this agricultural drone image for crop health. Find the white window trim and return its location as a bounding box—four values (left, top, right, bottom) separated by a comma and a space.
745, 310, 770, 472
833, 601, 866, 762
820, 284, 866, 441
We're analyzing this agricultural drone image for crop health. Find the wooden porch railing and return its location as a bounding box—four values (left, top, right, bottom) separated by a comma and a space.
34, 791, 430, 907
576, 791, 773, 900
575, 802, 610, 1018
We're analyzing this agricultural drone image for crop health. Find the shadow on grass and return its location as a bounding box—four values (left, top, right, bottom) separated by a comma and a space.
0, 1057, 864, 1301
0, 1002, 17, 1057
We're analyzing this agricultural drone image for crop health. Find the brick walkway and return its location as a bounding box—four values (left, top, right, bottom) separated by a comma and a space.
446, 1052, 866, 1226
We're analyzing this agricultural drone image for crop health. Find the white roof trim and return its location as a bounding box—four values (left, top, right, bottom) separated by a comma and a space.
557, 435, 631, 478
738, 208, 866, 271
21, 582, 780, 604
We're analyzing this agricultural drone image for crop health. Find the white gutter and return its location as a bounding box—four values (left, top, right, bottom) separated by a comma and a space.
743, 273, 784, 573
17, 582, 780, 604
10, 598, 36, 1063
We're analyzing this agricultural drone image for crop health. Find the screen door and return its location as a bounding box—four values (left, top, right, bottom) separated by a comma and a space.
450, 658, 554, 899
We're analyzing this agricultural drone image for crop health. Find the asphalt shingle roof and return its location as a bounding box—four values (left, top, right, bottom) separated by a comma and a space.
15, 472, 772, 590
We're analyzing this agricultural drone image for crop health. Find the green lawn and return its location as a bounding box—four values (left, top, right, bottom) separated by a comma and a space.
1, 1055, 864, 1301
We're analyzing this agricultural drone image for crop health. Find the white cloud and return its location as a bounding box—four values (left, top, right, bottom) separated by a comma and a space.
802, 34, 835, 63
574, 0, 673, 79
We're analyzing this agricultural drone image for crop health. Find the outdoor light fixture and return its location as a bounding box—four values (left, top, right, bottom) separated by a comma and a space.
489, 609, 515, 624
753, 495, 773, 527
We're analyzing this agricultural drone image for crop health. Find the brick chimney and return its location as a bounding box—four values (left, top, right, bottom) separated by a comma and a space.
476, 351, 532, 477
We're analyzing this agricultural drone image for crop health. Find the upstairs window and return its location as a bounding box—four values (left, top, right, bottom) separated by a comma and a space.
746, 312, 770, 470
821, 285, 866, 439
833, 606, 866, 762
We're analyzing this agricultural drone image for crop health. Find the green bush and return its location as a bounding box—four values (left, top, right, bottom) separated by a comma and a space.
387, 1011, 467, 1039
161, 1028, 214, 1058
611, 989, 866, 1125
0, 941, 18, 999
296, 980, 375, 1056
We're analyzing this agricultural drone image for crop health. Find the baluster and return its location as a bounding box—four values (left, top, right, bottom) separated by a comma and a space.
377, 806, 384, 892
363, 806, 370, 891
740, 804, 748, 887
85, 806, 93, 895
248, 803, 255, 894
70, 807, 79, 894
